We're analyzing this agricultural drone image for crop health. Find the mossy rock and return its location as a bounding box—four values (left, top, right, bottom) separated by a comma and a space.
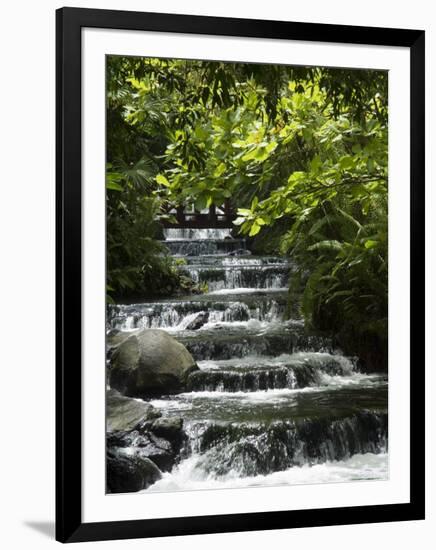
110, 329, 198, 397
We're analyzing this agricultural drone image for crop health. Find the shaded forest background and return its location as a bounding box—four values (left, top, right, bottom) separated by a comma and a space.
106, 56, 388, 370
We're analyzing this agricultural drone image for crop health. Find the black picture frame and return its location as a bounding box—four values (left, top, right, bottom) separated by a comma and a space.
56, 6, 425, 543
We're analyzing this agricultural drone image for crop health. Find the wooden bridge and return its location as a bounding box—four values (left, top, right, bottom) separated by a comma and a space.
161, 200, 236, 229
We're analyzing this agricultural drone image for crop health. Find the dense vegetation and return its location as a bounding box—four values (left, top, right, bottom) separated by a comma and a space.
107, 56, 388, 369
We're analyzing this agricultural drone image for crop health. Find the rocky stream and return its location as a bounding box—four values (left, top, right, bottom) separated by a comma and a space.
106, 228, 388, 493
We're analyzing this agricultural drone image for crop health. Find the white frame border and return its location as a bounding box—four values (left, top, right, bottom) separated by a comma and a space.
82, 27, 410, 524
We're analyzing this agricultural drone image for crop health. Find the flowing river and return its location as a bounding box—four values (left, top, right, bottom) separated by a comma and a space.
109, 228, 388, 492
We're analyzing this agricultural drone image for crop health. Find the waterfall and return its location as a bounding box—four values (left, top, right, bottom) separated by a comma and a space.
163, 228, 233, 240
181, 411, 387, 477
108, 225, 388, 492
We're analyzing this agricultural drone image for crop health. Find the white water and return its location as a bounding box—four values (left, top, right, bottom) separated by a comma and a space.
208, 287, 289, 295
197, 352, 355, 371
144, 452, 388, 493
164, 228, 233, 240
150, 377, 385, 411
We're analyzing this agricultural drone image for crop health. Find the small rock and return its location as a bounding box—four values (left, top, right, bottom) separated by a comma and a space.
228, 249, 251, 256
106, 389, 160, 433
107, 426, 182, 472
185, 311, 209, 330
113, 435, 174, 472
148, 416, 186, 451
106, 449, 162, 493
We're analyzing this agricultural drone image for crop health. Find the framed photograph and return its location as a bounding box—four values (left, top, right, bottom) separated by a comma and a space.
56, 7, 425, 543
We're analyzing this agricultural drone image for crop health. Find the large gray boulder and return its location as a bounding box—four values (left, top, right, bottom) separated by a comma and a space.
106, 389, 161, 433
110, 329, 198, 396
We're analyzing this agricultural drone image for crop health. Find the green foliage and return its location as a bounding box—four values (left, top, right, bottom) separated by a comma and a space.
284, 202, 387, 365
229, 81, 388, 368
106, 164, 179, 299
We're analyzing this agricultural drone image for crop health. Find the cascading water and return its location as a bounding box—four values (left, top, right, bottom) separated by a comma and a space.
108, 227, 388, 492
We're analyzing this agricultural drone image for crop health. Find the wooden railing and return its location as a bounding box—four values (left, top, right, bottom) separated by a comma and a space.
160, 200, 236, 228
